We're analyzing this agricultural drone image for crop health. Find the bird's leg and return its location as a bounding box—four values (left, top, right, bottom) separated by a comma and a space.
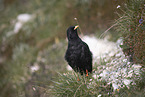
77, 76, 80, 81
86, 69, 88, 77
77, 72, 80, 81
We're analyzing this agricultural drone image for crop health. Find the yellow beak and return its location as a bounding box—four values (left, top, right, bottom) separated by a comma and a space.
74, 25, 79, 30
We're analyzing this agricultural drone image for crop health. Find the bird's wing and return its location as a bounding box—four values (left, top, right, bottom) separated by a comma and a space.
80, 42, 91, 60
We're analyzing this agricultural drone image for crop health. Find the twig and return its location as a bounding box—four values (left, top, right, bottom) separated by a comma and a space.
99, 23, 117, 39
73, 83, 84, 97
74, 18, 84, 36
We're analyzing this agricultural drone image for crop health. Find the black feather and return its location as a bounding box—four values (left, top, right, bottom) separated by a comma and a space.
65, 26, 92, 75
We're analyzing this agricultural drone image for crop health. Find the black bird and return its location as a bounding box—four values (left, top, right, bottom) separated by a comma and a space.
65, 25, 92, 76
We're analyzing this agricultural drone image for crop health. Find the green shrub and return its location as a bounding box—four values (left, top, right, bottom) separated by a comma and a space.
49, 72, 112, 97
115, 0, 145, 65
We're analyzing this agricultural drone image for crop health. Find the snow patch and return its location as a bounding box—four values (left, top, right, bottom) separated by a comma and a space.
14, 13, 32, 33
82, 36, 117, 58
30, 63, 39, 73
17, 14, 32, 23
123, 79, 131, 85
66, 65, 73, 71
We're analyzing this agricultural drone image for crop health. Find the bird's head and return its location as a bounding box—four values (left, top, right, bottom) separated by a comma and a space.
66, 25, 79, 41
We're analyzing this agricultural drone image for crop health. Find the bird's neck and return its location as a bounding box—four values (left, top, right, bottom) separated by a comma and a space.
68, 38, 82, 45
